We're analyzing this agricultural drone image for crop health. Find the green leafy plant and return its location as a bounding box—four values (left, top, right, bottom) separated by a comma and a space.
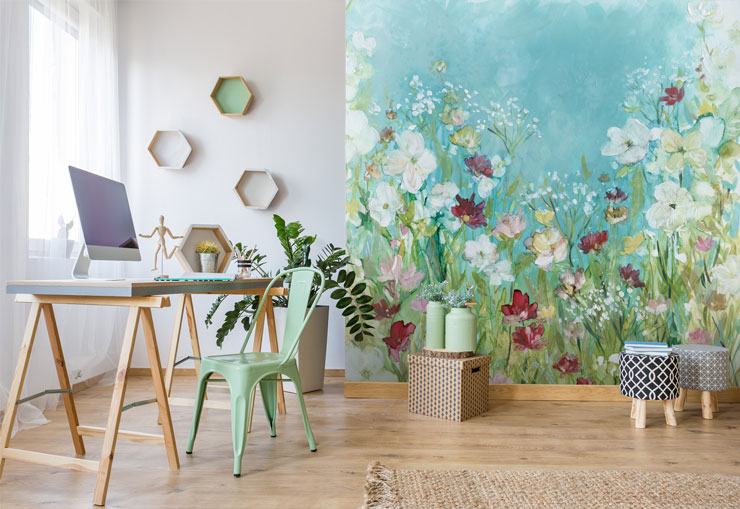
205, 215, 374, 347
418, 281, 448, 303
444, 287, 474, 308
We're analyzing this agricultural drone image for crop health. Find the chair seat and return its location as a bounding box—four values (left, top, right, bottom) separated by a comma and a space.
204, 352, 283, 366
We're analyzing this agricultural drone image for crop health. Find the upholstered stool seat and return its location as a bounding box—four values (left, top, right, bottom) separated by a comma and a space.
619, 353, 679, 428
672, 344, 729, 420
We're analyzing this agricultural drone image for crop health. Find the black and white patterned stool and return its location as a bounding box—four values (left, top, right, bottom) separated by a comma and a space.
672, 344, 729, 420
619, 352, 679, 428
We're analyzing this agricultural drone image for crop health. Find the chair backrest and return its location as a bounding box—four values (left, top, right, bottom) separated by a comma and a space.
238, 267, 326, 366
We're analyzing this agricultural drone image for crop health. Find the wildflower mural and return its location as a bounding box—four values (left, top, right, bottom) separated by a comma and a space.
345, 0, 740, 385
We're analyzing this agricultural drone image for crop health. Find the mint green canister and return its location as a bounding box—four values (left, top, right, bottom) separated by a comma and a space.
444, 307, 477, 352
425, 301, 445, 349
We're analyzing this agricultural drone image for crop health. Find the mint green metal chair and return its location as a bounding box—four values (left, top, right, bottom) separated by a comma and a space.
185, 267, 325, 477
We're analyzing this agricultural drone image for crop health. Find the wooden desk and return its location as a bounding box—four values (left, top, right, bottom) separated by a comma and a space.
1, 278, 282, 506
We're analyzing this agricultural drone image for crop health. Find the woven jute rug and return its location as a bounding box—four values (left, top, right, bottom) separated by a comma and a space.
363, 462, 740, 508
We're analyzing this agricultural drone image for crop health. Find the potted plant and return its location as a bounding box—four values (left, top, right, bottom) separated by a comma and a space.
444, 287, 477, 352
205, 215, 373, 392
418, 281, 447, 349
196, 240, 220, 272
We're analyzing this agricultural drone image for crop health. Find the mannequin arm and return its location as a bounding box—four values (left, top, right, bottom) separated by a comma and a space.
165, 227, 183, 239
139, 227, 157, 238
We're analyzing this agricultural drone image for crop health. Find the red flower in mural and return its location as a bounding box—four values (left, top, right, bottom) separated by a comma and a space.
605, 187, 628, 203
660, 83, 685, 106
451, 193, 487, 229
619, 264, 645, 288
373, 299, 400, 320
578, 230, 608, 254
464, 153, 494, 178
553, 353, 580, 377
577, 377, 596, 385
383, 320, 416, 362
501, 289, 538, 325
512, 324, 546, 351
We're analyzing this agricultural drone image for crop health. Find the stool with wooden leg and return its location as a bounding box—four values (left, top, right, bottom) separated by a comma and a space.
619, 352, 679, 429
0, 292, 177, 506
672, 344, 730, 420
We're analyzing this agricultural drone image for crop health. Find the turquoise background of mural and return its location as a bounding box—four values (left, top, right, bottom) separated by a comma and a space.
345, 0, 740, 385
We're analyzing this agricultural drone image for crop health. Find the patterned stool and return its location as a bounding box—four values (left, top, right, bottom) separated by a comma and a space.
619, 353, 679, 429
672, 344, 729, 420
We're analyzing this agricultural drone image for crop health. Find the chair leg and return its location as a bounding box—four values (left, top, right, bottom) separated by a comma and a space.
663, 400, 677, 426
674, 388, 687, 411
711, 392, 719, 413
635, 399, 647, 429
186, 370, 213, 454
231, 382, 255, 477
285, 367, 316, 452
259, 379, 278, 437
630, 398, 637, 419
701, 391, 713, 420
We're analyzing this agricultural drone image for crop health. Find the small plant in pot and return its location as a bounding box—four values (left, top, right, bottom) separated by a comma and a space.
418, 281, 447, 349
444, 287, 477, 353
205, 215, 374, 391
196, 240, 220, 272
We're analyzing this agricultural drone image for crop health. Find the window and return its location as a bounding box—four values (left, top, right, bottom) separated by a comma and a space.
28, 0, 80, 253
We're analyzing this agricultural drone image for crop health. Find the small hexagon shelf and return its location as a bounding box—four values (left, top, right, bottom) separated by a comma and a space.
174, 224, 233, 273
147, 130, 192, 169
211, 76, 254, 116
234, 169, 278, 210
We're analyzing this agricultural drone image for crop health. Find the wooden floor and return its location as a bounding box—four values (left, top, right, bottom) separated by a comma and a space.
1, 376, 738, 508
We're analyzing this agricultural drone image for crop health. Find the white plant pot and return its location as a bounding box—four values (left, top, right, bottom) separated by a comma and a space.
269, 305, 329, 393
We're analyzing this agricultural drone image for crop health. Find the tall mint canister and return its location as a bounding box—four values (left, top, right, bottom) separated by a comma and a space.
445, 306, 477, 352
425, 301, 445, 349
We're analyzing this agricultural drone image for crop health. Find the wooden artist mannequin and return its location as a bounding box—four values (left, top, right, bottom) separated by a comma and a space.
139, 215, 183, 272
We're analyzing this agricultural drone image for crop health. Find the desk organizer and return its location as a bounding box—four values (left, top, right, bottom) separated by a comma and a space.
408, 353, 490, 421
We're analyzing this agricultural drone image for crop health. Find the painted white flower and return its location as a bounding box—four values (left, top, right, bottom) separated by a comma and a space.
490, 155, 507, 178
427, 182, 459, 212
346, 110, 378, 163
645, 181, 695, 232
347, 346, 397, 382
351, 31, 376, 56
601, 118, 651, 164
386, 130, 437, 194
488, 259, 514, 286
440, 212, 462, 232
713, 255, 740, 295
463, 234, 499, 271
686, 0, 721, 24
477, 176, 495, 199
368, 181, 402, 227
661, 129, 708, 171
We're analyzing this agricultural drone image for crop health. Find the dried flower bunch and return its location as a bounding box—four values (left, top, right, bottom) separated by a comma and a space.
418, 281, 448, 302
444, 287, 474, 308
195, 240, 220, 254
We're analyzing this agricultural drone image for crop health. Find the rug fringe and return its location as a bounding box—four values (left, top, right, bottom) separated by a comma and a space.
363, 461, 400, 509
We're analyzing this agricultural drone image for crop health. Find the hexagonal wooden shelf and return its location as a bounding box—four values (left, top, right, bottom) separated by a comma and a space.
234, 169, 278, 210
211, 76, 254, 116
147, 130, 192, 169
174, 224, 233, 273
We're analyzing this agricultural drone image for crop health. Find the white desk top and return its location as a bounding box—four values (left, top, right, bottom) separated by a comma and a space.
5, 278, 280, 298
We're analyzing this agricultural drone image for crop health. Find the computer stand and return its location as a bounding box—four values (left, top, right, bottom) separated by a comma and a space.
72, 244, 92, 279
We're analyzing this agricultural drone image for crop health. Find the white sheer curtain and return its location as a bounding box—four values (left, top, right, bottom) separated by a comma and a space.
1, 0, 124, 434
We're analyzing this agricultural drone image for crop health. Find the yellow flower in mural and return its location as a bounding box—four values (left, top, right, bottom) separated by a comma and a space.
346, 199, 365, 227
448, 125, 481, 153
525, 228, 568, 270
660, 129, 708, 171
539, 305, 556, 319
697, 101, 716, 116
620, 232, 645, 255
534, 209, 554, 226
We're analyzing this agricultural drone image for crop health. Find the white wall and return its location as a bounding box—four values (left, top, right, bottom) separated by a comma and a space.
118, 0, 346, 369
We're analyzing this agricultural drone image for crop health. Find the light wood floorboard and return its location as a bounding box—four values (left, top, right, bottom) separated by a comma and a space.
0, 376, 738, 508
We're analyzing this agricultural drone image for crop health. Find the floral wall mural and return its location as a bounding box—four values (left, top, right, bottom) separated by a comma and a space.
344, 0, 740, 385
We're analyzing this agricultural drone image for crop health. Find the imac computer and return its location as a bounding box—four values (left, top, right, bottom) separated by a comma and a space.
69, 166, 141, 279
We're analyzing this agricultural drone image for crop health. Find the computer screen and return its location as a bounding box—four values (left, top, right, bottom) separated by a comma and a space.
69, 166, 140, 254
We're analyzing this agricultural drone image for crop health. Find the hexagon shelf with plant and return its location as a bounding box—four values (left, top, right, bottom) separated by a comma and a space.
174, 224, 233, 273
210, 76, 254, 116
147, 130, 193, 169
234, 169, 278, 210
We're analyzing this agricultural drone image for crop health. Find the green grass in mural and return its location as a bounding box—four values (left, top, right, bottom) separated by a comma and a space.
212, 77, 252, 114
